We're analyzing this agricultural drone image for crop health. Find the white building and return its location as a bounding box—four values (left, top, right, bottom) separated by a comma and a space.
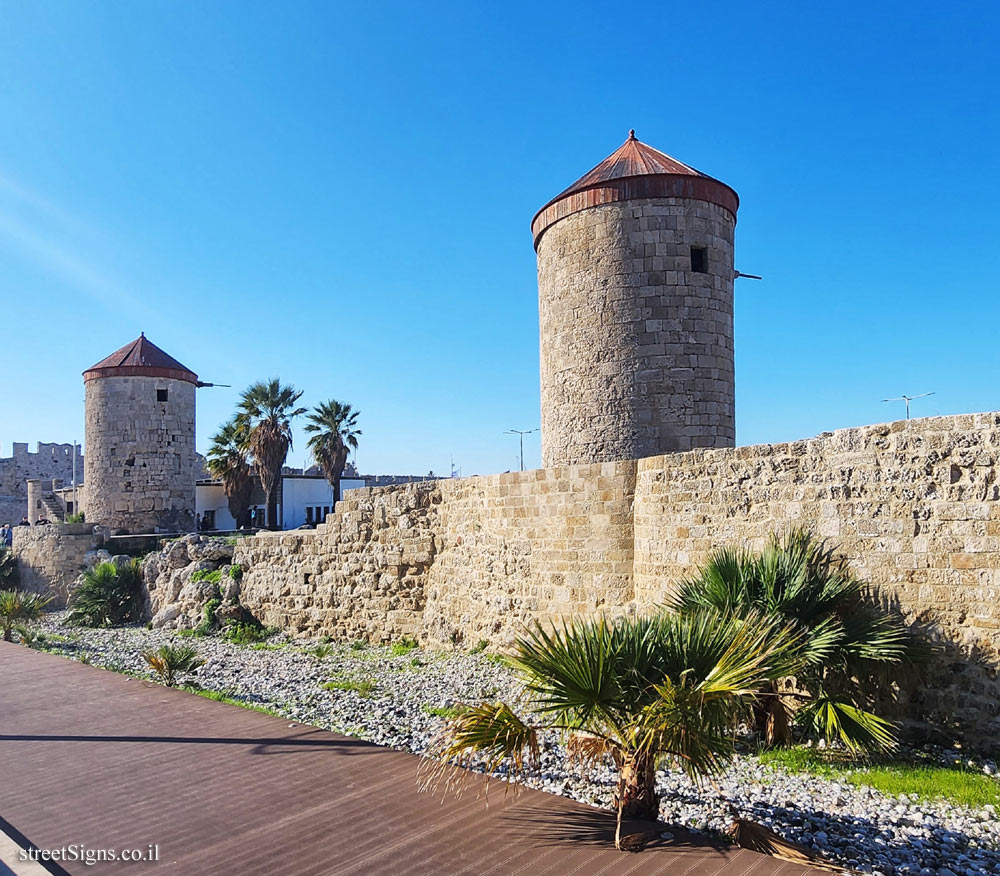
195, 474, 364, 531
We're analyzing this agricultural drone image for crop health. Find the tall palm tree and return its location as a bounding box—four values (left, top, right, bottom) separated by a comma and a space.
428, 611, 801, 848
671, 529, 912, 752
235, 379, 306, 530
304, 400, 361, 505
206, 419, 254, 529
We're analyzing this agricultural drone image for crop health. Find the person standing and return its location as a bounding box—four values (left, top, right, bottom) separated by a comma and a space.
2, 524, 12, 548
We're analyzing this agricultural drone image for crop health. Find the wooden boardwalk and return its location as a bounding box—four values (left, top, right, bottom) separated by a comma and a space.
0, 643, 818, 876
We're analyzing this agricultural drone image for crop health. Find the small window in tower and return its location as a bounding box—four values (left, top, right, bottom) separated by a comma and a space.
157, 389, 169, 402
690, 246, 707, 273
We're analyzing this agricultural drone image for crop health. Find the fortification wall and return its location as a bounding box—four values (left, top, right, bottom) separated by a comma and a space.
231, 413, 1000, 742
0, 442, 82, 525
633, 413, 1000, 740
11, 524, 102, 607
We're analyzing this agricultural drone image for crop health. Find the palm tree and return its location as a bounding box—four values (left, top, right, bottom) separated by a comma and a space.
304, 400, 361, 505
66, 560, 145, 628
429, 611, 801, 848
671, 529, 912, 752
206, 419, 255, 529
0, 590, 51, 641
235, 379, 306, 530
142, 644, 205, 687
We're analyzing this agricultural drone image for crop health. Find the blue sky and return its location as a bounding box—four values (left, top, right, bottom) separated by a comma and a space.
1, 1, 997, 475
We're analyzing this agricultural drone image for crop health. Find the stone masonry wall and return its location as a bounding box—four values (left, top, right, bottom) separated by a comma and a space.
84, 376, 196, 533
537, 198, 735, 467
11, 524, 102, 608
0, 441, 82, 526
231, 413, 1000, 743
633, 414, 1000, 742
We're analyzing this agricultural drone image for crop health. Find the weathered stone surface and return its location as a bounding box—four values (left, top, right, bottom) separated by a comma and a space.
145, 534, 235, 629
10, 524, 102, 607
83, 375, 196, 533
232, 413, 1000, 745
537, 198, 735, 466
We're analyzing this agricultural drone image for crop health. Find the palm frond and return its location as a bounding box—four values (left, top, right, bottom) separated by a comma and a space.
423, 701, 538, 796
800, 696, 897, 753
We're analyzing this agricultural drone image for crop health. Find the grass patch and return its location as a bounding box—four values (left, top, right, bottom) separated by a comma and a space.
349, 639, 367, 651
249, 642, 286, 651
175, 628, 200, 638
421, 704, 465, 719
389, 637, 418, 657
468, 639, 489, 654
186, 687, 282, 716
758, 746, 1000, 808
323, 678, 376, 696
222, 622, 278, 645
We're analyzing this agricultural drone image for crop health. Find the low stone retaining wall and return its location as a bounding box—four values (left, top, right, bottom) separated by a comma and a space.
10, 523, 103, 607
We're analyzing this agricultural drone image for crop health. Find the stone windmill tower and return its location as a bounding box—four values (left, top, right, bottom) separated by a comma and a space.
532, 131, 740, 467
83, 334, 198, 533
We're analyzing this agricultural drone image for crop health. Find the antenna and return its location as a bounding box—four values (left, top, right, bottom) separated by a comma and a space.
881, 392, 934, 420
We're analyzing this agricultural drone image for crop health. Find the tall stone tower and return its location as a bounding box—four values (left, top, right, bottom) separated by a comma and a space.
83, 334, 198, 533
532, 131, 739, 467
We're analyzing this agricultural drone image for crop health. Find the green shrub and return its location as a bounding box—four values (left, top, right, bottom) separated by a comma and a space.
0, 590, 51, 641
64, 512, 85, 523
190, 568, 223, 585
349, 639, 367, 651
196, 597, 222, 635
228, 564, 243, 581
142, 644, 205, 687
15, 624, 47, 649
175, 628, 199, 638
389, 636, 418, 656
308, 643, 335, 659
222, 621, 277, 645
66, 560, 144, 628
469, 639, 489, 654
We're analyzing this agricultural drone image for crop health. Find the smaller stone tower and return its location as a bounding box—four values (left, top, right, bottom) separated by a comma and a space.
83, 334, 198, 533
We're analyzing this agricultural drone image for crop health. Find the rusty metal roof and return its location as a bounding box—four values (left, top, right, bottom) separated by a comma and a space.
532, 131, 739, 248
83, 333, 198, 384
1, 643, 821, 876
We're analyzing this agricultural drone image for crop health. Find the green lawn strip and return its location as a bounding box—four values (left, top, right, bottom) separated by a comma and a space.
183, 686, 283, 717
757, 747, 1000, 809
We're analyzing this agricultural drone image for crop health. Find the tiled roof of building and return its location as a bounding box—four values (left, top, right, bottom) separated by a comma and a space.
531, 131, 739, 248
83, 333, 199, 384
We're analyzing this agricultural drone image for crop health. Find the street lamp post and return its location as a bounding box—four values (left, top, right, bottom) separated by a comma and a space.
505, 428, 538, 472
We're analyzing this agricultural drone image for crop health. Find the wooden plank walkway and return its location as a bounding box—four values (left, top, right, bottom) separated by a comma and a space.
0, 643, 819, 876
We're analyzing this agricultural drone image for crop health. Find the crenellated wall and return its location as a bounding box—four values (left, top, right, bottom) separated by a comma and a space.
232, 412, 1000, 744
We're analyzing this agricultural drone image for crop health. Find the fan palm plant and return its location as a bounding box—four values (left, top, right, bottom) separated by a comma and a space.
0, 547, 17, 584
235, 379, 306, 530
429, 611, 801, 847
206, 419, 255, 529
304, 400, 361, 505
671, 529, 911, 752
0, 590, 51, 641
142, 644, 205, 687
66, 560, 145, 628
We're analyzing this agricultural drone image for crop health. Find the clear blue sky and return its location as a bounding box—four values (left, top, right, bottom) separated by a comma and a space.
1, 1, 997, 475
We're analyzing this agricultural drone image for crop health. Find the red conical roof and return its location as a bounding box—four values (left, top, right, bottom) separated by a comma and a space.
83, 334, 198, 384
531, 131, 739, 248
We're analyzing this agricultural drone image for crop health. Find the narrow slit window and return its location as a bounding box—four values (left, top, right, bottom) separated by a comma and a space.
157, 389, 169, 402
690, 246, 707, 273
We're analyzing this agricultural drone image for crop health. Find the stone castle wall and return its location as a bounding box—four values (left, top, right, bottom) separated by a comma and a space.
232, 412, 1000, 744
84, 376, 196, 533
632, 414, 1000, 740
537, 198, 735, 467
0, 442, 82, 526
11, 524, 102, 607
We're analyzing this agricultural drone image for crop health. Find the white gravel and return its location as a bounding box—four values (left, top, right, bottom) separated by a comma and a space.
34, 614, 1000, 876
